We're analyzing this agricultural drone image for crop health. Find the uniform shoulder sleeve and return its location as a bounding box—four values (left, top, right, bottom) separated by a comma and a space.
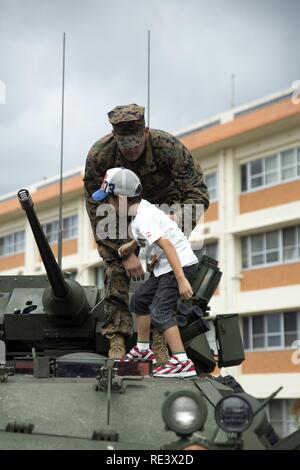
83, 133, 116, 195
150, 129, 210, 210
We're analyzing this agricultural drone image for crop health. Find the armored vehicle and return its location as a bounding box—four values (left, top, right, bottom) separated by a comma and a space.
0, 189, 299, 450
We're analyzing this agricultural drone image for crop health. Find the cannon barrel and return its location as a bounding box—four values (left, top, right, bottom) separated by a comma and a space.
18, 189, 89, 326
18, 188, 68, 298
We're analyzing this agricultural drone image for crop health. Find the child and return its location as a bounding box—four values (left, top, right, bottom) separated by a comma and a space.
92, 167, 198, 378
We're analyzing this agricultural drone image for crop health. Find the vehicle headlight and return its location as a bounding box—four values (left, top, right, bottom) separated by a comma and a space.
162, 390, 207, 436
215, 395, 253, 433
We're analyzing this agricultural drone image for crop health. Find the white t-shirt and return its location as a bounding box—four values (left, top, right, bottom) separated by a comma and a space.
130, 199, 198, 277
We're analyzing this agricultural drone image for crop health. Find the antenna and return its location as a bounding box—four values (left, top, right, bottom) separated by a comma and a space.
58, 32, 66, 269
147, 30, 151, 127
253, 386, 283, 416
231, 73, 236, 109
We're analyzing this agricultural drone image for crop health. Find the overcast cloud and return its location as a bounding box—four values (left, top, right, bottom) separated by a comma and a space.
0, 0, 300, 196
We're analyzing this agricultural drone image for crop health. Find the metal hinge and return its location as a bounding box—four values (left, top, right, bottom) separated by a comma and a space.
5, 422, 34, 434
92, 430, 119, 442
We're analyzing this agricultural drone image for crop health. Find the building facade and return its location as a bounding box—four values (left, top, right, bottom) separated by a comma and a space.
178, 87, 300, 437
1, 88, 300, 436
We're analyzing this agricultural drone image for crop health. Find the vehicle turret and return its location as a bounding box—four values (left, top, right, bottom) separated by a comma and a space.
18, 189, 90, 326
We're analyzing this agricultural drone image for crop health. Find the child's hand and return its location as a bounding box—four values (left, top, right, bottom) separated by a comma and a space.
178, 277, 193, 300
118, 240, 137, 258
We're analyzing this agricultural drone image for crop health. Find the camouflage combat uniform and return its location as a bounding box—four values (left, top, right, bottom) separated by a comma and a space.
84, 109, 210, 338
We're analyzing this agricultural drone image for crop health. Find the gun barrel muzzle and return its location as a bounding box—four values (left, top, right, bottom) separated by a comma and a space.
18, 189, 34, 210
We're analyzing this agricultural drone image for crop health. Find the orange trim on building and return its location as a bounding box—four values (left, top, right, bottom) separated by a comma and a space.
240, 179, 300, 213
241, 263, 300, 291
181, 98, 300, 151
0, 253, 25, 270
0, 174, 83, 218
204, 201, 218, 222
38, 239, 78, 261
242, 350, 300, 374
51, 239, 78, 258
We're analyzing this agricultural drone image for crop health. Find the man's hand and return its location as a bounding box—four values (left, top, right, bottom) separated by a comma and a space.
178, 276, 193, 300
118, 240, 138, 258
122, 253, 145, 281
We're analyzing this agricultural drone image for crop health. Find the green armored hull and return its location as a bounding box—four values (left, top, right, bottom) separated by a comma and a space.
0, 189, 299, 451
0, 370, 276, 450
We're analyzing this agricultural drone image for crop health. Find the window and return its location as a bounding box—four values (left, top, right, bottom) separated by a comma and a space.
0, 231, 25, 257
205, 172, 218, 202
266, 231, 280, 263
241, 238, 248, 268
281, 148, 299, 181
42, 215, 78, 243
241, 146, 300, 192
266, 400, 300, 437
241, 164, 247, 192
284, 312, 299, 347
265, 154, 279, 185
43, 220, 59, 243
63, 215, 78, 240
266, 314, 281, 347
242, 312, 300, 351
250, 158, 264, 189
250, 234, 265, 266
282, 226, 300, 262
203, 242, 218, 260
243, 316, 250, 349
242, 225, 300, 269
252, 315, 265, 349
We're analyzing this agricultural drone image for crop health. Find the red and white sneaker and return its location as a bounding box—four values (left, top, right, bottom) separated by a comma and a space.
153, 356, 196, 378
124, 345, 157, 365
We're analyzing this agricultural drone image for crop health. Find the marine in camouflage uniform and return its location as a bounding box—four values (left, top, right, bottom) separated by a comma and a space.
84, 104, 210, 359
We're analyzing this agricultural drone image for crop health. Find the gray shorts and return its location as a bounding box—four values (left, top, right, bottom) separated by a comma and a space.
129, 264, 198, 333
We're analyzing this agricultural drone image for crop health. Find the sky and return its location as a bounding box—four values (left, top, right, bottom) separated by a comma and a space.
0, 0, 300, 196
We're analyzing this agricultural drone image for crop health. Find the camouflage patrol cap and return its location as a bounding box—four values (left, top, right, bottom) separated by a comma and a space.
108, 104, 145, 149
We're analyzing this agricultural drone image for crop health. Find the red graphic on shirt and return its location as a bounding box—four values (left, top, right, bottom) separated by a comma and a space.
146, 232, 151, 238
